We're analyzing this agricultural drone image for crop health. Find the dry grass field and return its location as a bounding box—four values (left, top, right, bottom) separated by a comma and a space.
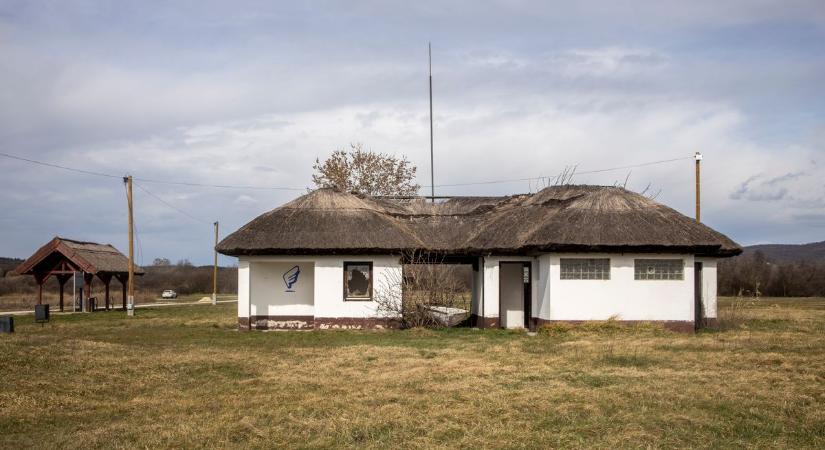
1, 297, 823, 449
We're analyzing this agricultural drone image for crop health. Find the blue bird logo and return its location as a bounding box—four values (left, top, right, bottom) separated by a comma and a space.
283, 265, 300, 292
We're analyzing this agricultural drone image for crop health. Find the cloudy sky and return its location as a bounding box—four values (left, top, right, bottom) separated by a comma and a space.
1, 1, 824, 265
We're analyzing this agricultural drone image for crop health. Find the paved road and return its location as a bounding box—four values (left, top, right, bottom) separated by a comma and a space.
0, 299, 238, 316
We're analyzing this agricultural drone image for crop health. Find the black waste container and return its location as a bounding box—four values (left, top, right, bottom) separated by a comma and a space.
35, 304, 50, 323
0, 316, 13, 333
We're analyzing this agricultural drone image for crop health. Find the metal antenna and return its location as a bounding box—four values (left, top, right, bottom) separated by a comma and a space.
429, 42, 435, 203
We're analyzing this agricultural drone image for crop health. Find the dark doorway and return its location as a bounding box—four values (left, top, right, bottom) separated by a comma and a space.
694, 262, 703, 330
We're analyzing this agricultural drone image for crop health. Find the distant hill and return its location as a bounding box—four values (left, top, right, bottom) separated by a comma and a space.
0, 257, 24, 277
744, 241, 825, 262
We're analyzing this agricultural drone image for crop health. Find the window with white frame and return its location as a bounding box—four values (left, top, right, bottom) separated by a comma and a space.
560, 258, 610, 280
634, 259, 684, 280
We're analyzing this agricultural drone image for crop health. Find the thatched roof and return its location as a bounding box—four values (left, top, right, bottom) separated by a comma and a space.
217, 186, 741, 257
16, 237, 144, 276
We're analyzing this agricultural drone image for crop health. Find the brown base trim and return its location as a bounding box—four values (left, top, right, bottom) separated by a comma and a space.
469, 314, 500, 328
534, 319, 696, 333
238, 316, 401, 330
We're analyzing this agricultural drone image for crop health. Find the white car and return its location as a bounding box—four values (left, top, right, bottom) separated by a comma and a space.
161, 290, 178, 299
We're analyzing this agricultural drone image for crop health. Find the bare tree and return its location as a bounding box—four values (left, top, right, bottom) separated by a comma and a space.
374, 250, 470, 328
312, 143, 420, 196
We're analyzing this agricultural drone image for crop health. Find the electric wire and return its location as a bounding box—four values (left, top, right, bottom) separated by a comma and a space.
134, 182, 209, 225
0, 152, 305, 191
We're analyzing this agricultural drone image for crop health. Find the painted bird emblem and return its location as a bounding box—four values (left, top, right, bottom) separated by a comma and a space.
283, 265, 300, 291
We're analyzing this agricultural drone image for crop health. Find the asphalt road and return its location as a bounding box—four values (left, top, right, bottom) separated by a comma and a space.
0, 299, 238, 316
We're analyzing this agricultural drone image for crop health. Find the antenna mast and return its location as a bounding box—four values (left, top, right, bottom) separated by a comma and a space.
429, 42, 435, 203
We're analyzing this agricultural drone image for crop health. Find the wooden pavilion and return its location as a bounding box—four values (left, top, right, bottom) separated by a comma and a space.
15, 237, 143, 312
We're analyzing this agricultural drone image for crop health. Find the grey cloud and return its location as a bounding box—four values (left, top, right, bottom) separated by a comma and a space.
2, 0, 825, 263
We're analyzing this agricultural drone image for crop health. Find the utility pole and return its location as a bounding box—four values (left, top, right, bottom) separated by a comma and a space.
212, 221, 219, 306
429, 42, 435, 203
124, 175, 135, 316
695, 152, 702, 223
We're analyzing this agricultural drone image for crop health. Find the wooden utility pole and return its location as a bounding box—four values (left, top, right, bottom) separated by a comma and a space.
212, 221, 219, 306
124, 175, 135, 316
429, 42, 435, 203
695, 152, 702, 223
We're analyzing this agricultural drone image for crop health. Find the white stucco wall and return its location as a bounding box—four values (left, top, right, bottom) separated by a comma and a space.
542, 253, 695, 322
238, 259, 250, 319
238, 255, 402, 319
250, 261, 315, 317
696, 257, 718, 319
237, 252, 717, 325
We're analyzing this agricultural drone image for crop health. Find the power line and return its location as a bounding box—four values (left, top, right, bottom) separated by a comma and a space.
0, 151, 305, 191
0, 151, 122, 179
134, 182, 209, 224
3, 149, 694, 193
422, 156, 695, 188
132, 177, 305, 191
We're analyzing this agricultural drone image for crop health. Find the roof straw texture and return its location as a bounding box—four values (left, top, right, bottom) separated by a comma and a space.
217, 186, 741, 257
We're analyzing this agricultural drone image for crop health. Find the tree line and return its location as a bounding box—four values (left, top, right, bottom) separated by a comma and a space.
718, 251, 825, 297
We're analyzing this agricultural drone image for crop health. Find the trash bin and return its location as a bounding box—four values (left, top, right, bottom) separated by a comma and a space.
35, 304, 50, 323
0, 316, 13, 333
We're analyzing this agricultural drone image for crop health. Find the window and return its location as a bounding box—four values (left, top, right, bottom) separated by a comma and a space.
344, 262, 373, 300
560, 258, 610, 280
635, 259, 684, 280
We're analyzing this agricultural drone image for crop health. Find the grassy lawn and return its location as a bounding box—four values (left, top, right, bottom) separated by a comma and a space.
1, 298, 823, 449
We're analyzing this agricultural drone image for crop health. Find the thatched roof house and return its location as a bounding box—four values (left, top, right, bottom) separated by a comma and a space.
220, 185, 739, 333
217, 186, 740, 257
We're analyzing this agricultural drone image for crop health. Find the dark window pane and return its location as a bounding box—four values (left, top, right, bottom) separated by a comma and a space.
345, 262, 372, 299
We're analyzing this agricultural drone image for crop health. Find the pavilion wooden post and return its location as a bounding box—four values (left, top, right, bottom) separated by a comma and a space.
33, 271, 49, 306
57, 274, 71, 312
115, 274, 127, 311
84, 273, 93, 312
99, 273, 112, 311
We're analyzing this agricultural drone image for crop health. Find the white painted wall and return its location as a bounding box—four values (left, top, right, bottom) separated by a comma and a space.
250, 261, 314, 317
542, 253, 695, 322
238, 255, 402, 319
238, 259, 250, 320
236, 252, 714, 325
696, 257, 718, 319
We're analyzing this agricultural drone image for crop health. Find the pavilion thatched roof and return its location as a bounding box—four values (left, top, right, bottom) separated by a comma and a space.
16, 237, 144, 276
217, 186, 741, 257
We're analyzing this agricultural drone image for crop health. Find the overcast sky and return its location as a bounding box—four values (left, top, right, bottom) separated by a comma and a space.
1, 1, 824, 265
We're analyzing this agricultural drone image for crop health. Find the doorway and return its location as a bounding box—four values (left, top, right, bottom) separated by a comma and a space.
694, 262, 703, 330
499, 262, 531, 329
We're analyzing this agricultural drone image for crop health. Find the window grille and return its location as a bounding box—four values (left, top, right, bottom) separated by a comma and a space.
634, 259, 684, 280
560, 258, 610, 280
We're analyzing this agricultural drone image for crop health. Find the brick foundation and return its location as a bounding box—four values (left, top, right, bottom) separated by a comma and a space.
239, 316, 401, 330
